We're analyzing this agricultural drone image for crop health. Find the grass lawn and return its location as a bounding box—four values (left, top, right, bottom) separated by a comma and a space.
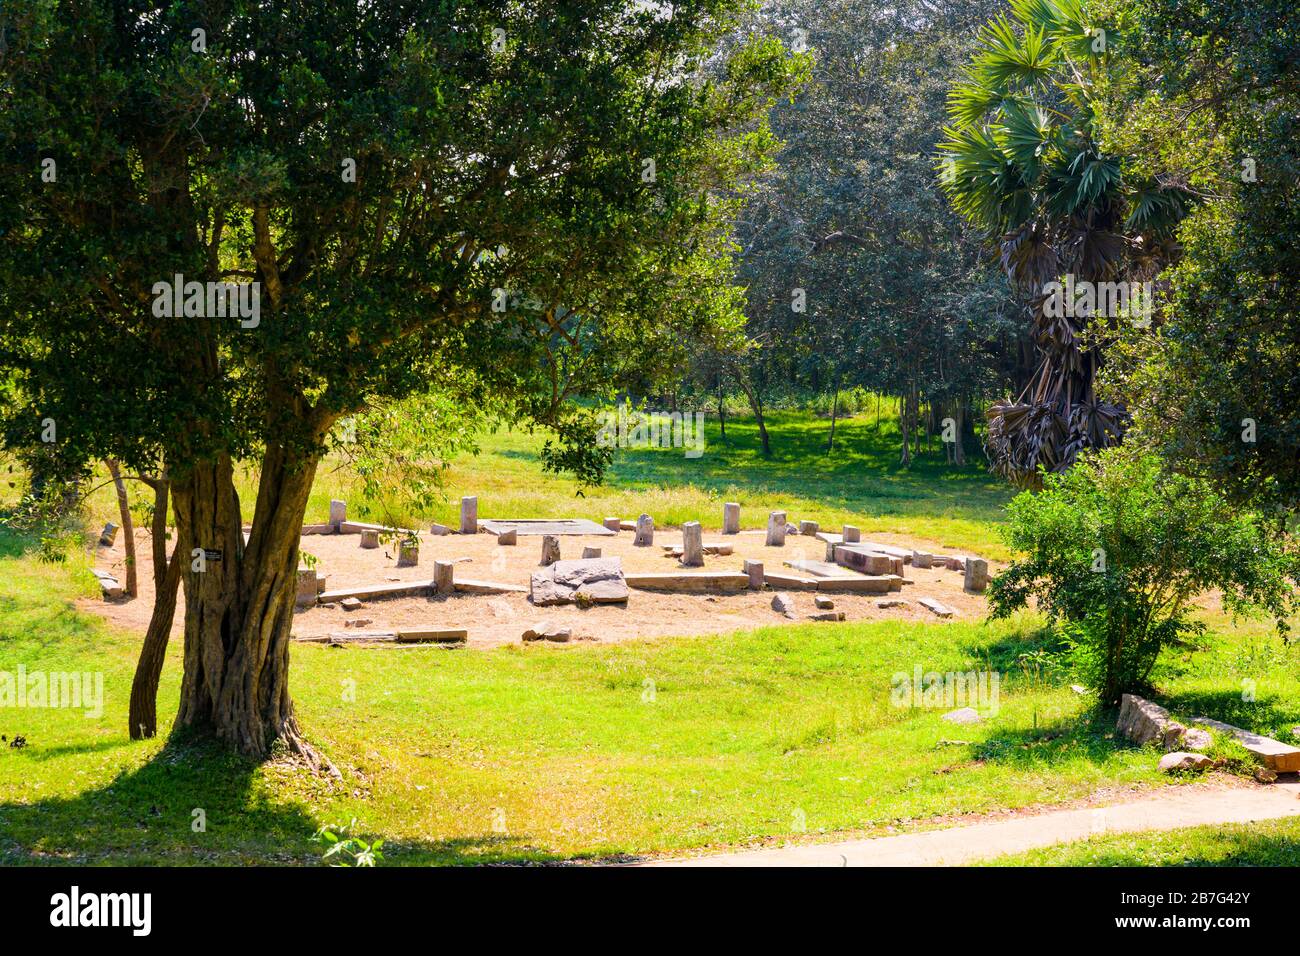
984, 817, 1300, 866
7, 406, 1300, 865
0, 528, 1173, 865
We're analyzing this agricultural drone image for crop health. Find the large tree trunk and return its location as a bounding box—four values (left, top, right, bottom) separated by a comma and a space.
106, 459, 137, 597
129, 477, 178, 740
171, 443, 326, 766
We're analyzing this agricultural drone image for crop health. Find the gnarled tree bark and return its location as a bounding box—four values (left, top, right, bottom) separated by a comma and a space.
129, 476, 179, 740
171, 436, 330, 767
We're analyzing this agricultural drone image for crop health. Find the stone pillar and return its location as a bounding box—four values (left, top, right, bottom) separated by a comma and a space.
582, 546, 602, 559
723, 502, 740, 535
634, 514, 654, 547
397, 538, 419, 567
459, 496, 477, 534
433, 560, 455, 596
360, 529, 379, 549
743, 559, 764, 590
800, 520, 819, 536
603, 516, 622, 531
765, 510, 787, 546
680, 522, 704, 567
540, 535, 561, 566
329, 499, 347, 530
964, 557, 990, 593
295, 568, 318, 607
843, 525, 860, 543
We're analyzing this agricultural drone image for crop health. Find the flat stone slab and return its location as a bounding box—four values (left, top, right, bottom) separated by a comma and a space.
296, 628, 467, 645
453, 579, 528, 594
396, 627, 468, 644
531, 557, 628, 605
860, 542, 912, 561
481, 518, 616, 537
816, 575, 898, 594
663, 542, 734, 556
760, 571, 819, 590
319, 580, 433, 602
918, 597, 956, 618
625, 571, 749, 592
783, 559, 845, 577
91, 568, 124, 599
1192, 717, 1300, 772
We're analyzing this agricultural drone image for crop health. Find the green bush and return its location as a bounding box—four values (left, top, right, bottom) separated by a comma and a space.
988, 448, 1298, 704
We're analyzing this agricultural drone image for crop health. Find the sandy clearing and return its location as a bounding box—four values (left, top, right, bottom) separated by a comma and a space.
81, 518, 996, 648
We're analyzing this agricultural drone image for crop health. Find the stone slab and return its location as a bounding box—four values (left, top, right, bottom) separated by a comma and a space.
624, 571, 749, 592
480, 518, 617, 537
1192, 717, 1300, 772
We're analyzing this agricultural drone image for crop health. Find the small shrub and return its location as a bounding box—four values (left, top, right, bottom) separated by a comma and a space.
987, 448, 1298, 704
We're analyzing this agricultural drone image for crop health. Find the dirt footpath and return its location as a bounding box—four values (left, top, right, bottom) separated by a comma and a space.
83, 520, 996, 649
640, 778, 1300, 866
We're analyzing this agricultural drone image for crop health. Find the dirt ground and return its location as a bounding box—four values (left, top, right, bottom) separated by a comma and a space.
82, 519, 996, 649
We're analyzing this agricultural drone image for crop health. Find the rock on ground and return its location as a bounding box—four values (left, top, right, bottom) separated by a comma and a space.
771, 592, 796, 618
1158, 751, 1213, 773
942, 707, 982, 725
522, 622, 572, 642
530, 557, 628, 606
1117, 693, 1190, 750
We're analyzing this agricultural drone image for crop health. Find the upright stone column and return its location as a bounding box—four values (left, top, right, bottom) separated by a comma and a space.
680, 522, 704, 567
433, 560, 455, 596
723, 502, 740, 535
459, 496, 477, 534
634, 514, 654, 547
765, 510, 787, 546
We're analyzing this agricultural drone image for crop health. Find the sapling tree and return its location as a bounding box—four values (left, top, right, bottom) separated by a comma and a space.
0, 2, 799, 760
987, 448, 1299, 703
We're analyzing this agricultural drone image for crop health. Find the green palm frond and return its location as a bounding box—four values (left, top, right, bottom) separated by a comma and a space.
938, 124, 1035, 234
1124, 180, 1195, 235
1009, 0, 1070, 32
973, 17, 1058, 92
995, 98, 1060, 182
947, 76, 1007, 128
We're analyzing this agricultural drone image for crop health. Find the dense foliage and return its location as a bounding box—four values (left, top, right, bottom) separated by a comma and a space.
0, 0, 800, 757
988, 449, 1298, 703
938, 0, 1194, 486
1093, 0, 1300, 518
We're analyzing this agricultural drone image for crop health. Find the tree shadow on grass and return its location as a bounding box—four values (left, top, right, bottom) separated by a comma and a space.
0, 732, 563, 867
1062, 828, 1300, 866
969, 706, 1130, 770
1156, 688, 1300, 742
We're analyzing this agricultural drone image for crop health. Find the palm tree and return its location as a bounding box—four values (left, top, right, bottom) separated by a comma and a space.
938, 0, 1192, 486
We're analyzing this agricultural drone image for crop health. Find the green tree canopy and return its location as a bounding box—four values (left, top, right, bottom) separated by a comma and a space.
0, 1, 800, 759
938, 0, 1193, 485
